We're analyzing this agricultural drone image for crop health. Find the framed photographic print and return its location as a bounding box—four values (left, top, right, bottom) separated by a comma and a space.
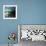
3, 5, 17, 19
18, 24, 46, 42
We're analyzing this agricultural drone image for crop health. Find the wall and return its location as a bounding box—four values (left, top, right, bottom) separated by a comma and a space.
20, 0, 46, 24
0, 0, 46, 44
0, 0, 19, 44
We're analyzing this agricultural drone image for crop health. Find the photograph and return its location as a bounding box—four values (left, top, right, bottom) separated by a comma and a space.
3, 5, 17, 19
18, 25, 46, 46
